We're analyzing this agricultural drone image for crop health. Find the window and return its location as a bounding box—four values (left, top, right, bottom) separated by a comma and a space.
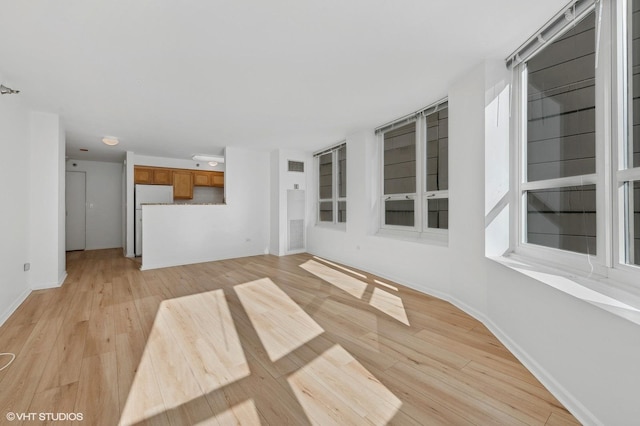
623, 0, 640, 266
316, 143, 346, 225
508, 0, 640, 286
523, 9, 597, 255
378, 100, 448, 235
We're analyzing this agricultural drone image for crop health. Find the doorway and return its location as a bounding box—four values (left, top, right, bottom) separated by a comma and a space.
66, 171, 86, 251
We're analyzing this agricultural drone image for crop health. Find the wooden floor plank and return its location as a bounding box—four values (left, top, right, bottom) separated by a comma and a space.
0, 249, 578, 425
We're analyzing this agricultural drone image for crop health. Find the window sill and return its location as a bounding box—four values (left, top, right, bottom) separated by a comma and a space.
375, 228, 448, 247
315, 222, 347, 232
489, 253, 640, 326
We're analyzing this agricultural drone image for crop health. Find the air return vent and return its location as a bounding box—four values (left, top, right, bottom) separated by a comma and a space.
288, 219, 304, 251
288, 160, 304, 173
287, 189, 305, 252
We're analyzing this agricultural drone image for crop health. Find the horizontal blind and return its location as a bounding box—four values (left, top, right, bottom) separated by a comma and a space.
375, 98, 448, 135
313, 141, 346, 158
505, 0, 596, 69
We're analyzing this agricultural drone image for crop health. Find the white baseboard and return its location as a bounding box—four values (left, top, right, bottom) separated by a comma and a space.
305, 250, 602, 426
0, 288, 31, 327
439, 293, 600, 425
30, 271, 67, 290
478, 315, 600, 426
58, 271, 67, 286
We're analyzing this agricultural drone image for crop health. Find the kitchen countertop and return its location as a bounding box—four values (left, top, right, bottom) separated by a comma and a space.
142, 202, 226, 205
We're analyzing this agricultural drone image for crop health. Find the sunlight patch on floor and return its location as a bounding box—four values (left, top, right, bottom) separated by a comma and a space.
300, 259, 367, 299
374, 279, 399, 291
288, 344, 402, 425
313, 256, 368, 279
119, 290, 249, 425
235, 278, 324, 362
196, 399, 260, 425
369, 287, 410, 326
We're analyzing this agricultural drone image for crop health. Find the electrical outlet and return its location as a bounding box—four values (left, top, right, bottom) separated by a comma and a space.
23, 263, 30, 271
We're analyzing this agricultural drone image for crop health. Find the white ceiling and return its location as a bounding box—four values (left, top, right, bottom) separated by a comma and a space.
0, 0, 564, 163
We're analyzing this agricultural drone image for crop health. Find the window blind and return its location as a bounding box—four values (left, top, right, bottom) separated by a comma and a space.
375, 99, 448, 135
313, 141, 346, 158
505, 0, 596, 69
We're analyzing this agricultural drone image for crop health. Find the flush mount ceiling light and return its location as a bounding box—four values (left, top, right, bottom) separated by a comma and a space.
208, 161, 218, 167
102, 137, 119, 146
192, 154, 225, 164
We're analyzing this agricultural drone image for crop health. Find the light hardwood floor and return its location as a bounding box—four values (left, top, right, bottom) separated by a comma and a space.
0, 249, 579, 425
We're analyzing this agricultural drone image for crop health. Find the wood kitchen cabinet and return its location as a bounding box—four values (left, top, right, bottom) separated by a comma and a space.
134, 166, 223, 198
153, 168, 173, 185
134, 166, 173, 185
173, 171, 194, 199
134, 167, 154, 184
193, 171, 211, 187
211, 172, 224, 187
193, 171, 224, 187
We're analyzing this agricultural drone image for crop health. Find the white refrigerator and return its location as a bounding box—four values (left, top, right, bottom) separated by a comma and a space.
135, 184, 174, 256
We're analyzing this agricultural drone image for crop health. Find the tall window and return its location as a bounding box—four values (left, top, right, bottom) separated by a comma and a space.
523, 10, 597, 255
317, 143, 346, 224
425, 107, 449, 229
383, 122, 417, 227
623, 0, 640, 265
379, 100, 448, 234
508, 0, 640, 286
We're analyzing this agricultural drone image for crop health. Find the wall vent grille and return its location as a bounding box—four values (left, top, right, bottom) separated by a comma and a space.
288, 160, 304, 173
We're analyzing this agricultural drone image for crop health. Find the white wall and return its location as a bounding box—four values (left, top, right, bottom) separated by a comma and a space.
57, 121, 65, 279
448, 64, 487, 316
65, 159, 123, 250
141, 146, 269, 269
28, 111, 66, 290
269, 150, 280, 255
306, 60, 640, 425
134, 153, 225, 172
125, 152, 134, 256
0, 88, 31, 324
0, 82, 66, 324
307, 129, 453, 297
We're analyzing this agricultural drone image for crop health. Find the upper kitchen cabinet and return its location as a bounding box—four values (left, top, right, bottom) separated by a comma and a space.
134, 167, 153, 184
212, 172, 224, 187
173, 170, 194, 199
134, 166, 173, 185
153, 168, 172, 185
134, 165, 223, 199
193, 171, 211, 187
193, 170, 224, 187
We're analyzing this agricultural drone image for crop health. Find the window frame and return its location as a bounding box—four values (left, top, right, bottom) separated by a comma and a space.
512, 1, 609, 274
378, 100, 449, 239
614, 0, 640, 273
316, 143, 347, 227
509, 0, 640, 292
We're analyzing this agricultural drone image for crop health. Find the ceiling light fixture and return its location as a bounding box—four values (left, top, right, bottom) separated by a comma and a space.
208, 161, 218, 167
102, 137, 119, 146
192, 154, 225, 164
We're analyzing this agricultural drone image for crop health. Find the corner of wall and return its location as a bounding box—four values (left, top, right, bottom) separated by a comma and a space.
58, 117, 66, 280
125, 151, 135, 257
269, 150, 280, 255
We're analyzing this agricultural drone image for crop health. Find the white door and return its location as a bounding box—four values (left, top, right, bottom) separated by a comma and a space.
66, 171, 86, 251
